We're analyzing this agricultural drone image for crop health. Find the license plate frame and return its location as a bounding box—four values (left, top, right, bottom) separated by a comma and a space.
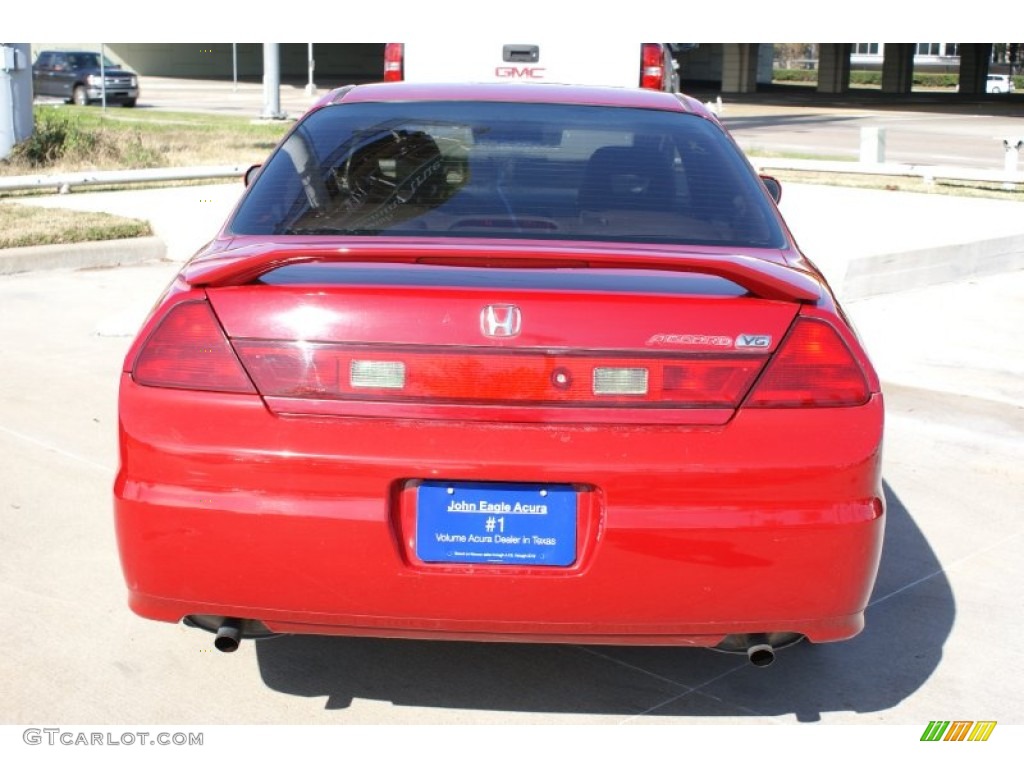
415, 481, 577, 566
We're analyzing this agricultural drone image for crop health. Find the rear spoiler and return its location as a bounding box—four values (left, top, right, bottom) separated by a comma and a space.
185, 242, 822, 303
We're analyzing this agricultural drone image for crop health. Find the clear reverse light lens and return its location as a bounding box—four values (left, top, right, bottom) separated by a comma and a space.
350, 360, 406, 389
593, 367, 649, 396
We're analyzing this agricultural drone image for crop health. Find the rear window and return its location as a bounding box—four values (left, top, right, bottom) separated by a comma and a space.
230, 101, 786, 249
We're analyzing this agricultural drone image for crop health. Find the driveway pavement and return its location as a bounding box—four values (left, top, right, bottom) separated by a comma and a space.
0, 262, 1020, 742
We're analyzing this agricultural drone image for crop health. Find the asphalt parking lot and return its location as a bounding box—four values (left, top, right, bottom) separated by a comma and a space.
2, 82, 1023, 761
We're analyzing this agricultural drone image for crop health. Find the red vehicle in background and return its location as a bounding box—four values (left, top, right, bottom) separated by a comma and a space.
114, 82, 884, 667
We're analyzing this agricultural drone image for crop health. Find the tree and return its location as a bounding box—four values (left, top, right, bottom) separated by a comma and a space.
774, 43, 817, 69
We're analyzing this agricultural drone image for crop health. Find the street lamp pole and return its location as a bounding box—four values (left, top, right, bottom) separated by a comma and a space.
261, 43, 285, 120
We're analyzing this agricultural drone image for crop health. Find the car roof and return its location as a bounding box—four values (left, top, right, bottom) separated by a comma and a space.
325, 81, 710, 118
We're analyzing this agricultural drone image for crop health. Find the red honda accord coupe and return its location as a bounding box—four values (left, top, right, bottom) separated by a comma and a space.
114, 82, 884, 666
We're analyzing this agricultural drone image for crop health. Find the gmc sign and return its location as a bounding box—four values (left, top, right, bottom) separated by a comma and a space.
495, 66, 546, 80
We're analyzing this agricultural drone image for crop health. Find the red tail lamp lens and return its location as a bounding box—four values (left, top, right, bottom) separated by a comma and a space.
746, 318, 870, 407
640, 43, 665, 90
383, 43, 404, 82
133, 301, 256, 394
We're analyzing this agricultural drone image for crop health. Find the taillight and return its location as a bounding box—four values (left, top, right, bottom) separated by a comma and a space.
383, 43, 404, 82
233, 342, 766, 408
132, 301, 256, 394
745, 317, 870, 407
640, 43, 665, 90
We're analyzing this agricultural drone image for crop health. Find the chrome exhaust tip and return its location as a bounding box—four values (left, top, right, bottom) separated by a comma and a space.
746, 643, 776, 667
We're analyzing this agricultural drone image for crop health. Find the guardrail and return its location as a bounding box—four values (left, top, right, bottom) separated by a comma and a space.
750, 128, 1024, 188
0, 165, 248, 193
1, 158, 1021, 196
751, 157, 1024, 187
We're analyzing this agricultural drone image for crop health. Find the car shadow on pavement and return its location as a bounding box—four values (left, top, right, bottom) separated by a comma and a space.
255, 482, 954, 720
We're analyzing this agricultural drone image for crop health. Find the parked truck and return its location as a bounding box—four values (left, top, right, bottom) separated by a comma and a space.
383, 42, 682, 92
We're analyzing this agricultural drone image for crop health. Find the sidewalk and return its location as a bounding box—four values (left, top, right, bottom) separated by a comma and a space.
4, 180, 1024, 301
6, 182, 243, 265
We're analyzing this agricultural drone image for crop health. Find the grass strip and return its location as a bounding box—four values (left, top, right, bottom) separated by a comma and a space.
0, 203, 152, 249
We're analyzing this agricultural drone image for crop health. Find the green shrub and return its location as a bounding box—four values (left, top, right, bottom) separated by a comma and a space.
774, 69, 961, 89
850, 71, 881, 86
913, 72, 959, 89
8, 107, 165, 170
9, 109, 86, 166
773, 68, 818, 83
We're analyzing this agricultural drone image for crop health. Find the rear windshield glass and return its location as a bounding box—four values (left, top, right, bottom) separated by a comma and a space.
230, 101, 786, 249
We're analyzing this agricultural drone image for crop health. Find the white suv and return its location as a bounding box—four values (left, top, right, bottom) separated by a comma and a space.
986, 74, 1015, 94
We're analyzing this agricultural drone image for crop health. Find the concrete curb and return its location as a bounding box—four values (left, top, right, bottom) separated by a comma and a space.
843, 232, 1024, 300
0, 236, 167, 276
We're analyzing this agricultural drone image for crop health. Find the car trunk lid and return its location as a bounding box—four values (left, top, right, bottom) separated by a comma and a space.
199, 248, 812, 425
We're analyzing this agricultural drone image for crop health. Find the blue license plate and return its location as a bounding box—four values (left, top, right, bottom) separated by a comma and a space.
416, 481, 577, 566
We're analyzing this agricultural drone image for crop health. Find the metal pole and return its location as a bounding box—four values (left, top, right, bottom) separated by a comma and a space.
232, 43, 237, 93
0, 48, 13, 160
100, 43, 107, 110
1, 44, 35, 161
305, 42, 316, 96
859, 126, 886, 164
261, 43, 284, 119
1003, 138, 1023, 190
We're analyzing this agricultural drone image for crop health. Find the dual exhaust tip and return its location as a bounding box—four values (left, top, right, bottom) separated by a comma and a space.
205, 617, 781, 664
214, 618, 243, 653
184, 615, 278, 652
746, 642, 776, 667
713, 632, 799, 667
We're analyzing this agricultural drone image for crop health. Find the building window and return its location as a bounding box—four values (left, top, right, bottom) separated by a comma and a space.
916, 43, 941, 56
854, 43, 880, 55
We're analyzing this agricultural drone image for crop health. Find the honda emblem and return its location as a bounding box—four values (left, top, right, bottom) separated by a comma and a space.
481, 305, 522, 338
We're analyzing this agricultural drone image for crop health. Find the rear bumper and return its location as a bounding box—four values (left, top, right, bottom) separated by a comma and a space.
115, 378, 885, 646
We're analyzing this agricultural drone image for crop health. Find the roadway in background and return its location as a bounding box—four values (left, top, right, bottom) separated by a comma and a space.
33, 78, 1024, 172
